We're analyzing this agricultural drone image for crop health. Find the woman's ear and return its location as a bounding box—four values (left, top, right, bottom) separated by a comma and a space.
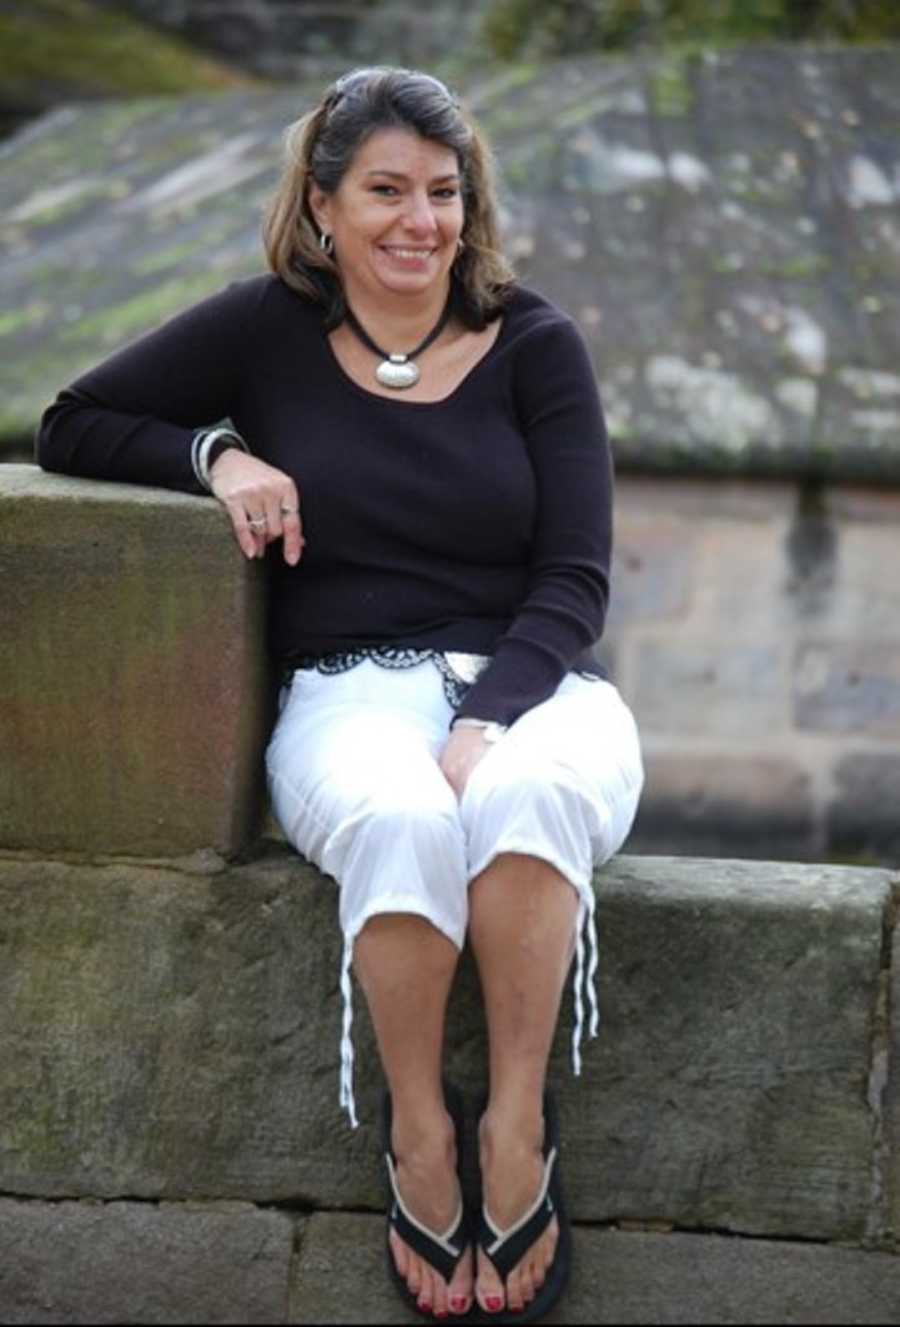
307, 183, 331, 235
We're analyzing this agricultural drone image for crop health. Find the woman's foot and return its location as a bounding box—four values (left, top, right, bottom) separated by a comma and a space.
388, 1104, 474, 1318
475, 1104, 559, 1316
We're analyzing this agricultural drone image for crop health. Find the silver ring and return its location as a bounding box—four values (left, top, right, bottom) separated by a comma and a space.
247, 516, 267, 529
280, 506, 298, 516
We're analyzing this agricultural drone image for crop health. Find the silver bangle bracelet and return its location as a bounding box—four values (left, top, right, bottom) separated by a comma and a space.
191, 427, 249, 491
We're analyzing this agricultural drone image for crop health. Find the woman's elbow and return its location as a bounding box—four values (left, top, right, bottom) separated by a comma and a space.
35, 400, 77, 474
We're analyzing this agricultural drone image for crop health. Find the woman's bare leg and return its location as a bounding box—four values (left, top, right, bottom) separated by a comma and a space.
353, 914, 474, 1317
467, 853, 580, 1315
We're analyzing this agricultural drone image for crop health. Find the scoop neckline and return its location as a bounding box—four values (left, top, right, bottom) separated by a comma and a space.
322, 308, 509, 408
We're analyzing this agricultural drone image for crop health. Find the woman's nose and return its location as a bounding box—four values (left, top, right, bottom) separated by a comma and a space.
402, 191, 437, 234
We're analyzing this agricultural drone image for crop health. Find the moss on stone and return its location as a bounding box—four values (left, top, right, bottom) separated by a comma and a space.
59, 274, 230, 348
649, 54, 694, 117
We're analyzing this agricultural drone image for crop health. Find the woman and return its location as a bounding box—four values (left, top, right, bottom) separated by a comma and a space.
37, 67, 643, 1323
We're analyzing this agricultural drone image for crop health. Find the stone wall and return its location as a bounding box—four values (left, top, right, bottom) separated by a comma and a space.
4, 464, 899, 865
2, 465, 898, 1321
0, 466, 272, 859
611, 474, 900, 865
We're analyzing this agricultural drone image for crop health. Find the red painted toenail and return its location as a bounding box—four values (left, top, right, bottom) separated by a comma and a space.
450, 1297, 468, 1313
485, 1296, 503, 1312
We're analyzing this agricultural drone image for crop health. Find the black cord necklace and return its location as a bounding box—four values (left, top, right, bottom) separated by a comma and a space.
343, 293, 453, 389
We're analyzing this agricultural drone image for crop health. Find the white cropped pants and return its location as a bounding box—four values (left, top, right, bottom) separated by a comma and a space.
266, 657, 644, 1125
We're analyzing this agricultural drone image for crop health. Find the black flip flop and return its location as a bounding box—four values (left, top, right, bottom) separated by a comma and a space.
473, 1089, 572, 1324
383, 1082, 472, 1320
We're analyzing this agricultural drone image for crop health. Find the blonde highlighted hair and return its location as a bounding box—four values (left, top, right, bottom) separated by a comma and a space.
263, 67, 515, 329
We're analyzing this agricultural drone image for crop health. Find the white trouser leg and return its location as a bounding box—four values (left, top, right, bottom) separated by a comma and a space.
265, 660, 468, 1124
459, 674, 644, 1073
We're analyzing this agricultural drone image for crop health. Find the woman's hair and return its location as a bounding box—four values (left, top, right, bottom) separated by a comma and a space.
263, 66, 516, 329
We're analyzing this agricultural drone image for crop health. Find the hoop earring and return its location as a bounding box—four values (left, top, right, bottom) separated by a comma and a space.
319, 231, 334, 256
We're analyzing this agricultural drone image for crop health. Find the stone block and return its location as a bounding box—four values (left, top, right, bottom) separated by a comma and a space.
630, 753, 817, 860
0, 1198, 293, 1325
632, 640, 787, 737
586, 857, 887, 1241
688, 515, 791, 633
604, 515, 695, 630
0, 465, 272, 857
827, 753, 900, 863
0, 849, 889, 1242
887, 918, 900, 1250
821, 524, 900, 638
794, 642, 900, 737
290, 1214, 900, 1326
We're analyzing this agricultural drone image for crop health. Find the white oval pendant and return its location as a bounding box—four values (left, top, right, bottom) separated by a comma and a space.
376, 357, 419, 389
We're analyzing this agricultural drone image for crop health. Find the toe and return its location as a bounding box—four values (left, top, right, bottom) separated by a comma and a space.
405, 1249, 423, 1301
505, 1265, 526, 1314
389, 1227, 409, 1279
417, 1262, 436, 1315
430, 1268, 450, 1318
447, 1246, 473, 1316
518, 1259, 537, 1306
475, 1246, 505, 1315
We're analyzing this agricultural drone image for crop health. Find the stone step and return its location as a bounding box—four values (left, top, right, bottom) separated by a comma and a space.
0, 849, 895, 1249
2, 1201, 899, 1325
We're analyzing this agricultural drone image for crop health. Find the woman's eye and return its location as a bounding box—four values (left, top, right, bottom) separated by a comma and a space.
433, 188, 459, 200
371, 184, 398, 196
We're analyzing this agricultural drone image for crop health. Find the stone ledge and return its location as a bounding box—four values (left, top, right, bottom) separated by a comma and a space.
292, 1213, 900, 1326
0, 848, 894, 1245
3, 1201, 897, 1326
0, 465, 272, 858
0, 1198, 294, 1326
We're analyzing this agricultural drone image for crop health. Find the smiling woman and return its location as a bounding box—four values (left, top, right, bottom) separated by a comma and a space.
35, 65, 643, 1325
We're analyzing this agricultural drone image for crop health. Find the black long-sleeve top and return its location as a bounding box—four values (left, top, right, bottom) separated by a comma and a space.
36, 275, 612, 726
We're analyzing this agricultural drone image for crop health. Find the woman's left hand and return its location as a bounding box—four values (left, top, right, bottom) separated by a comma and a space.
439, 726, 490, 799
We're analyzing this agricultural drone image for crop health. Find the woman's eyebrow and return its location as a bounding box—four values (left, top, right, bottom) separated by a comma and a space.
363, 169, 461, 183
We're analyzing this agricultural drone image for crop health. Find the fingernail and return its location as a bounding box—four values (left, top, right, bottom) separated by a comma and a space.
485, 1296, 503, 1312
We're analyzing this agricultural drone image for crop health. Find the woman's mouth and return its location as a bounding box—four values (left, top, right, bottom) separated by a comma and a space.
380, 246, 435, 263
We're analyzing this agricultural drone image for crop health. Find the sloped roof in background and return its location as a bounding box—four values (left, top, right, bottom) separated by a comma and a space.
1, 46, 899, 478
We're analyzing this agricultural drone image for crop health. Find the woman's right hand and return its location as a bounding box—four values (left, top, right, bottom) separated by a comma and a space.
209, 449, 304, 565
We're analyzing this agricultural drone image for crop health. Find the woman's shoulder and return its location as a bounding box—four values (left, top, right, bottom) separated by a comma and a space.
221, 272, 324, 324
502, 283, 580, 338
499, 284, 587, 365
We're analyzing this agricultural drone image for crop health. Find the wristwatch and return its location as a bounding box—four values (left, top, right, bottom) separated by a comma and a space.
452, 717, 508, 744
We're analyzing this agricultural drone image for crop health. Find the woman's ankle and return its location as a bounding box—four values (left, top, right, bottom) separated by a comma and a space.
391, 1097, 456, 1167
479, 1090, 544, 1156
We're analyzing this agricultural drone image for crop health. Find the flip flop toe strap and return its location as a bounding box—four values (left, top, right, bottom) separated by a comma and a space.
386, 1152, 468, 1283
476, 1147, 558, 1282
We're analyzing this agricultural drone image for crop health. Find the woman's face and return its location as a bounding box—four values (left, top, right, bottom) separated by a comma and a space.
309, 127, 464, 306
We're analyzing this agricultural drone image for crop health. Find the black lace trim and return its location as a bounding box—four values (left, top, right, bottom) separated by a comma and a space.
283, 646, 491, 709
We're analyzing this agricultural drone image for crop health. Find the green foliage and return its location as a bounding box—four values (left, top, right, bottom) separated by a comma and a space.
0, 0, 257, 101
483, 0, 900, 60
